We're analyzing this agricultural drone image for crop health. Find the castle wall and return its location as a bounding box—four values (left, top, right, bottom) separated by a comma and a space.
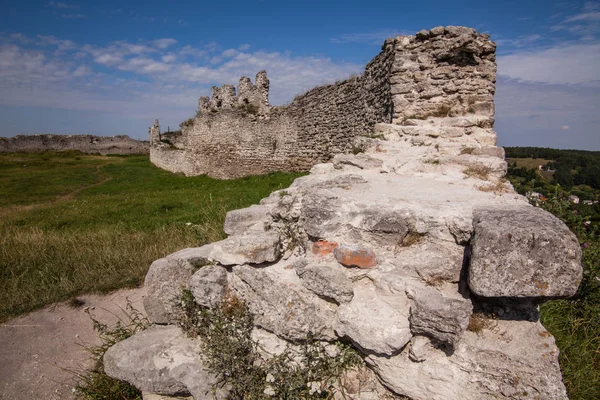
150, 26, 497, 179
0, 134, 149, 155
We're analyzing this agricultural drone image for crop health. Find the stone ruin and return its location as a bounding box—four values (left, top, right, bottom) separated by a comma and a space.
149, 25, 496, 179
0, 134, 149, 155
107, 27, 584, 399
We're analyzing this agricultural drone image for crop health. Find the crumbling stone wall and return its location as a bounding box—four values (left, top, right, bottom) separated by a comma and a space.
0, 134, 149, 155
150, 26, 496, 179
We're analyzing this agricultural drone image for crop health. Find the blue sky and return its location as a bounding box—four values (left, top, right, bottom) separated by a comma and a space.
0, 0, 599, 150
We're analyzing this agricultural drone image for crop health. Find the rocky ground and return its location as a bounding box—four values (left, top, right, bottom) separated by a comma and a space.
0, 288, 145, 400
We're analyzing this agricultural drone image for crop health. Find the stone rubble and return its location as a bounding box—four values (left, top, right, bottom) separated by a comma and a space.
107, 27, 582, 400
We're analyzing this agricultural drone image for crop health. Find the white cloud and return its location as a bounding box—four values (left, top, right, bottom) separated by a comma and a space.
37, 35, 76, 50
565, 11, 600, 23
152, 38, 177, 49
495, 34, 543, 48
222, 49, 238, 58
495, 77, 600, 150
551, 2, 599, 39
94, 53, 122, 65
239, 44, 250, 51
0, 34, 362, 137
179, 45, 206, 58
72, 65, 90, 77
497, 43, 600, 86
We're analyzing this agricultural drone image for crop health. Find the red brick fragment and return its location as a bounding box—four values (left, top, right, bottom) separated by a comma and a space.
334, 244, 377, 269
312, 240, 339, 256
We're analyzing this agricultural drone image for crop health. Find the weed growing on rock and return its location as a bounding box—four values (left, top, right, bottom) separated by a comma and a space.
467, 312, 496, 335
351, 144, 365, 155
74, 301, 149, 400
463, 165, 493, 180
478, 179, 510, 194
177, 290, 363, 399
399, 231, 425, 248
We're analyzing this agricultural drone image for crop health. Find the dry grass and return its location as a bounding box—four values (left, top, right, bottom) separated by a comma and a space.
478, 178, 510, 194
467, 313, 497, 335
399, 231, 425, 248
0, 224, 213, 321
424, 275, 445, 287
463, 165, 493, 180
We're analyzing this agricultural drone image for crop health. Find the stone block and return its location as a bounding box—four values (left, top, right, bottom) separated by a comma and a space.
469, 207, 583, 298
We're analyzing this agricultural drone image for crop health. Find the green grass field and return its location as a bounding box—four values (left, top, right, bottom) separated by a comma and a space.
0, 151, 304, 322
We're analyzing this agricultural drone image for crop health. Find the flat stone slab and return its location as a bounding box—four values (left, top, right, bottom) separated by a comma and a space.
469, 207, 583, 298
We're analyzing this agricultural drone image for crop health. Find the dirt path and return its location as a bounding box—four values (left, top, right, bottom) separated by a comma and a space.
0, 287, 146, 400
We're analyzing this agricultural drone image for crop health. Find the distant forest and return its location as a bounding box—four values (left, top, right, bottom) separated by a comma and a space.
505, 147, 600, 191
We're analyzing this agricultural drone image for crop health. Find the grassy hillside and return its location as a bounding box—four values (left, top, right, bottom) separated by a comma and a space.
0, 152, 304, 322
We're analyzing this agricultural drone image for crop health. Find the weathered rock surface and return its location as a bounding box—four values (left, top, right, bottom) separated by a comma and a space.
406, 282, 472, 346
144, 245, 214, 324
469, 207, 583, 298
231, 265, 337, 340
104, 325, 227, 399
209, 231, 281, 265
296, 260, 354, 304
188, 265, 228, 308
335, 283, 412, 355
223, 204, 269, 235
367, 320, 568, 400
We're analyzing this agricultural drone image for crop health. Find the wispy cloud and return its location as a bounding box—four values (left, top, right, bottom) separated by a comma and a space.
48, 1, 78, 9
498, 43, 600, 86
495, 76, 600, 150
0, 32, 362, 128
551, 1, 599, 40
152, 38, 177, 49
330, 30, 406, 45
61, 13, 84, 19
495, 34, 543, 48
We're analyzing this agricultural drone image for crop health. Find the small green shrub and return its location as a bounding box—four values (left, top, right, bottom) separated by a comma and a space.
177, 290, 363, 399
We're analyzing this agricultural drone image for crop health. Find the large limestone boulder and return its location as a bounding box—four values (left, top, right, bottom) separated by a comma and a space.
469, 207, 583, 298
187, 264, 228, 308
406, 282, 472, 347
335, 282, 412, 355
104, 325, 228, 399
144, 245, 214, 324
230, 265, 337, 340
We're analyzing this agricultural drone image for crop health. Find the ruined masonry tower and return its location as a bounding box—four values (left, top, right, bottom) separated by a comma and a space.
198, 71, 270, 113
150, 26, 497, 179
